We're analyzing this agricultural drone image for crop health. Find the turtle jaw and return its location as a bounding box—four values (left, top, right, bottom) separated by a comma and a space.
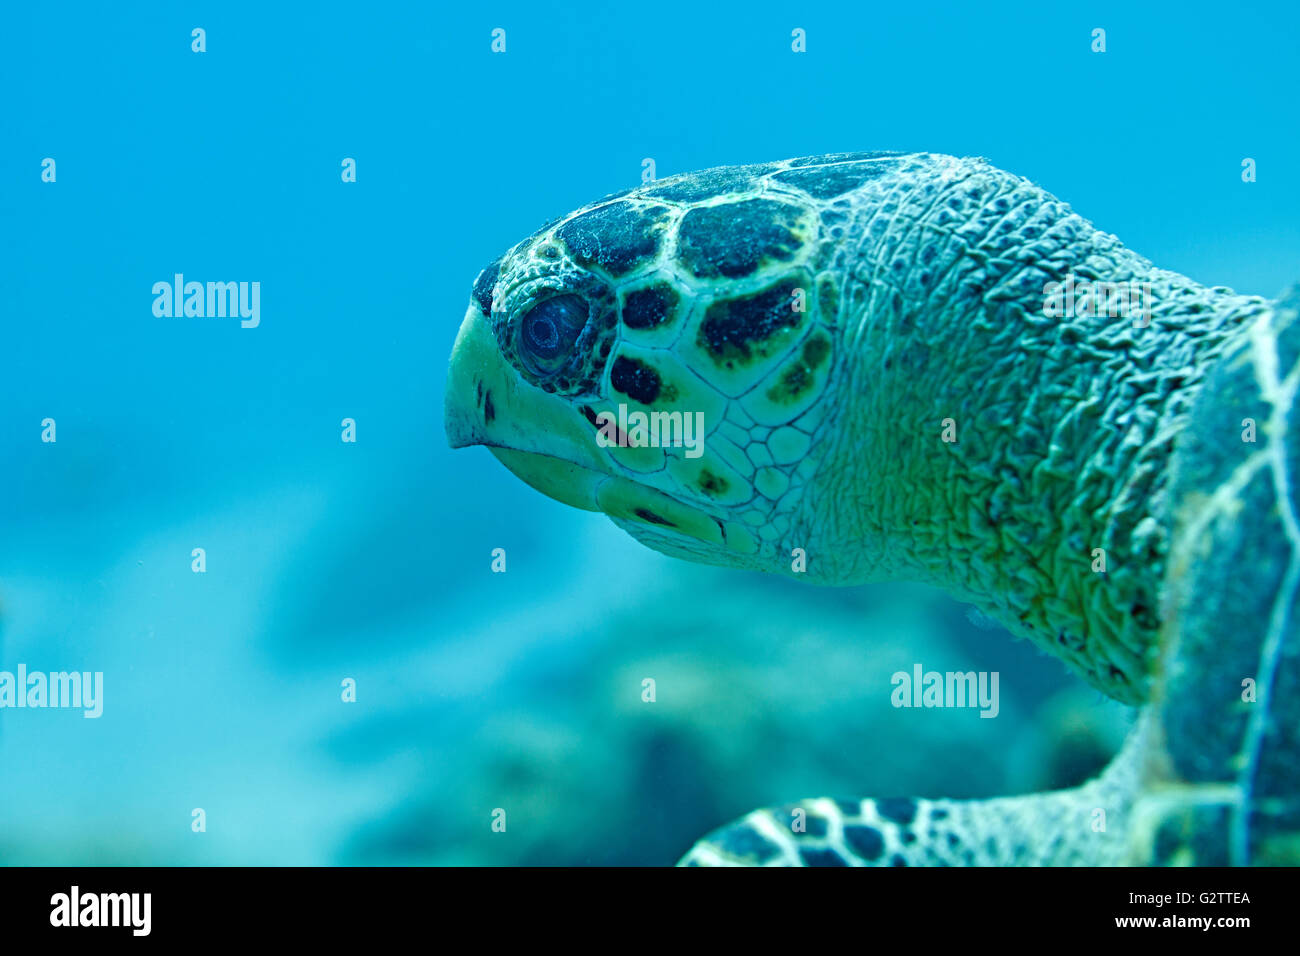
445, 302, 740, 551
485, 447, 603, 513
445, 301, 609, 478
444, 304, 600, 513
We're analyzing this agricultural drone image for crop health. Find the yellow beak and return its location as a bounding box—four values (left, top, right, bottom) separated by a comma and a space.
445, 303, 612, 511
444, 301, 750, 553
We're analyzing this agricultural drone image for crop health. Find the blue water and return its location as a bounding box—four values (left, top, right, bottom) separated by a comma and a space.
2, 1, 1297, 864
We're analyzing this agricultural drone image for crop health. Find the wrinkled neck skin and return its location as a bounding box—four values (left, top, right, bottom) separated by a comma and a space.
803, 158, 1270, 704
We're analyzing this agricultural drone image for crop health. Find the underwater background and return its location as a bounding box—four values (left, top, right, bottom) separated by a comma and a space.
2, 1, 1298, 865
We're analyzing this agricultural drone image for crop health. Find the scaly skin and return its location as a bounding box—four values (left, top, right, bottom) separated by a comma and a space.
444, 152, 1282, 865
780, 155, 1267, 704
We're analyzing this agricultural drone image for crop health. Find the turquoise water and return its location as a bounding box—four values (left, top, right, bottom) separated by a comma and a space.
2, 1, 1297, 864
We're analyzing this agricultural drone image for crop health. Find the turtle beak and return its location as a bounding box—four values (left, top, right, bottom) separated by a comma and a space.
445, 301, 742, 548
444, 302, 608, 511
443, 303, 500, 451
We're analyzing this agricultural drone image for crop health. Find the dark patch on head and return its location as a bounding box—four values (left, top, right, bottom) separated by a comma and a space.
644, 165, 767, 202
610, 355, 662, 404
766, 333, 832, 404
718, 824, 781, 863
679, 199, 806, 279
698, 470, 729, 496
483, 389, 495, 424
890, 853, 909, 867
699, 278, 804, 366
931, 807, 950, 821
472, 258, 501, 316
622, 283, 680, 331
843, 824, 885, 861
634, 508, 675, 527
875, 797, 918, 826
555, 202, 669, 277
798, 847, 849, 867
773, 160, 899, 198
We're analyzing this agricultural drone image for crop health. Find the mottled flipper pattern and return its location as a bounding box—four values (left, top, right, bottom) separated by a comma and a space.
679, 716, 1148, 866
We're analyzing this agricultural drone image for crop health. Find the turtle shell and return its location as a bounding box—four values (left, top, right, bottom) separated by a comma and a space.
1143, 283, 1300, 865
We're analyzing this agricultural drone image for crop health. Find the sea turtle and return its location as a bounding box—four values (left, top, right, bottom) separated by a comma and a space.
443, 151, 1299, 866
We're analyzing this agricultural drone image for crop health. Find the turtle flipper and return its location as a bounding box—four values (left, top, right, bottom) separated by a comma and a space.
679, 790, 1129, 867
681, 719, 1150, 867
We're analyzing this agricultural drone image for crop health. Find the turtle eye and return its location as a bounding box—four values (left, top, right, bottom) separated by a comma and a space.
518, 294, 588, 375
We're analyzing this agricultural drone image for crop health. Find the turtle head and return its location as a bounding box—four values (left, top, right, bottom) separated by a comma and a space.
445, 178, 839, 575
